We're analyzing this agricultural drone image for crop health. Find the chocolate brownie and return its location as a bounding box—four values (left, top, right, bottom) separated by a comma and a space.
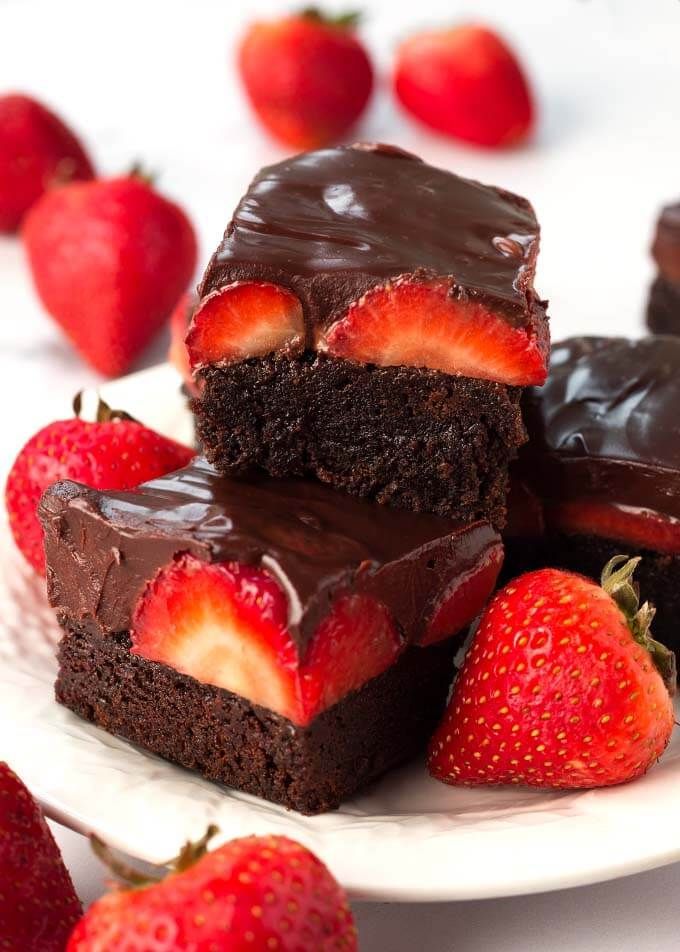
40, 457, 503, 813
647, 202, 680, 334
505, 335, 680, 660
187, 143, 549, 524
56, 627, 457, 815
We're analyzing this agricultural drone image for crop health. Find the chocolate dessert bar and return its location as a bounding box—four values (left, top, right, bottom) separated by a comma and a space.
187, 143, 549, 526
40, 457, 503, 814
647, 202, 680, 334
505, 335, 680, 660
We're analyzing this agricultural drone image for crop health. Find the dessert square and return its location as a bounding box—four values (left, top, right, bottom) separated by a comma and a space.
505, 335, 680, 663
40, 457, 503, 814
187, 143, 549, 525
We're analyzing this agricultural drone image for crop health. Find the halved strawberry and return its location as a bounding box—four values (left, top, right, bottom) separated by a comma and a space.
321, 276, 548, 386
187, 281, 305, 371
131, 554, 404, 726
545, 501, 680, 555
301, 594, 402, 714
420, 543, 504, 646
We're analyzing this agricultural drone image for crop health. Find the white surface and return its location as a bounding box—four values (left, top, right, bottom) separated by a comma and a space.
2, 0, 680, 945
5, 363, 680, 906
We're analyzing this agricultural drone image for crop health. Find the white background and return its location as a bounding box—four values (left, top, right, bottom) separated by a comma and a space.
2, 0, 680, 948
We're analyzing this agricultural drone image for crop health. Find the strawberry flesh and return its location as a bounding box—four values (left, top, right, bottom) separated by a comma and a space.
131, 554, 404, 726
187, 281, 305, 370
321, 276, 548, 386
545, 500, 680, 555
421, 543, 504, 645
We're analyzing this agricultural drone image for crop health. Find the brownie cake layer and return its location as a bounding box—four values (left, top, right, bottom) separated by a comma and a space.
194, 355, 525, 526
57, 626, 458, 815
503, 534, 680, 661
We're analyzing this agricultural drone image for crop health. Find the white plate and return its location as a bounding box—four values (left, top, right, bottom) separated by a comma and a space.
3, 363, 680, 903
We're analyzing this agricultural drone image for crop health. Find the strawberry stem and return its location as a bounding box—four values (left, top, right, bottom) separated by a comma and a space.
72, 391, 135, 424
299, 6, 361, 28
127, 161, 157, 186
90, 825, 220, 891
601, 555, 676, 694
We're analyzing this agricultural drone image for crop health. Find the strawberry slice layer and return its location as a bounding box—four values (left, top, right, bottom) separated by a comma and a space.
321, 276, 547, 386
420, 543, 504, 646
187, 281, 305, 371
545, 500, 680, 555
131, 555, 404, 726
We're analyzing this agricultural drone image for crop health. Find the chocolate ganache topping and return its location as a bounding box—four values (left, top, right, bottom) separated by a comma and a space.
198, 143, 542, 334
519, 336, 680, 518
40, 456, 501, 653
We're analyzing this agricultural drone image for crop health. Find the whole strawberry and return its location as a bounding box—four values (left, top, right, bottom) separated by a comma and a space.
168, 291, 200, 396
23, 172, 197, 375
0, 93, 94, 232
0, 762, 82, 951
238, 9, 373, 149
68, 828, 357, 951
429, 557, 675, 788
5, 396, 195, 574
394, 24, 534, 148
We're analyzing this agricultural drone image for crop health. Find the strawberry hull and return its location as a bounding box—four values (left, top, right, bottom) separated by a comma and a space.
40, 456, 502, 812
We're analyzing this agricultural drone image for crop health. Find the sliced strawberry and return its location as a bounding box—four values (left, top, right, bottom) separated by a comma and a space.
187, 281, 305, 370
321, 276, 548, 386
545, 500, 680, 555
131, 554, 404, 726
420, 543, 504, 646
301, 594, 403, 714
131, 556, 301, 720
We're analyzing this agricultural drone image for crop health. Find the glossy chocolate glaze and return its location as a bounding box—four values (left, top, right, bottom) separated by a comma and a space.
198, 143, 543, 337
652, 202, 680, 286
516, 336, 680, 518
40, 456, 501, 653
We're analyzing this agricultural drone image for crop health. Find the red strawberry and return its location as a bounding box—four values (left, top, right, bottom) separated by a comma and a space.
421, 544, 504, 647
131, 553, 403, 726
0, 762, 82, 951
187, 282, 305, 371
0, 93, 94, 232
238, 9, 373, 149
69, 829, 357, 951
429, 558, 675, 789
321, 275, 548, 386
5, 397, 195, 575
22, 173, 197, 376
544, 501, 680, 555
394, 24, 535, 148
168, 292, 199, 393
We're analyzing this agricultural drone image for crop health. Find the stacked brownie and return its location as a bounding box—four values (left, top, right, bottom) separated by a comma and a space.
505, 335, 680, 663
647, 202, 680, 335
41, 144, 550, 813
